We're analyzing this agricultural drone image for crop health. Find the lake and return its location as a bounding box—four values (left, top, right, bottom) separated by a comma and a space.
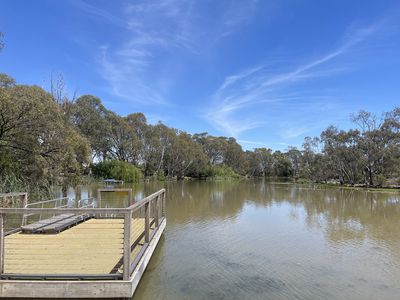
72, 180, 400, 300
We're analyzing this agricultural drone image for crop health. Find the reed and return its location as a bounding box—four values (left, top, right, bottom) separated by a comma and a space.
0, 174, 51, 206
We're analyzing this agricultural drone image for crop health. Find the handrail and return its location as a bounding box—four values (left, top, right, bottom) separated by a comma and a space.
0, 189, 166, 214
0, 207, 128, 214
0, 192, 27, 197
25, 197, 69, 208
125, 188, 165, 211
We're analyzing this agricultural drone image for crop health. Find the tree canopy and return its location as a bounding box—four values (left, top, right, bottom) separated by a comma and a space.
1, 72, 399, 188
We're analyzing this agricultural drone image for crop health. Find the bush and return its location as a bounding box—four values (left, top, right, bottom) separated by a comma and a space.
91, 160, 142, 183
375, 174, 387, 187
208, 165, 241, 180
156, 170, 166, 181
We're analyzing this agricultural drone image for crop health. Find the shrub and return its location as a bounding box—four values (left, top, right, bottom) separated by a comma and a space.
208, 165, 241, 180
91, 160, 142, 183
375, 174, 387, 187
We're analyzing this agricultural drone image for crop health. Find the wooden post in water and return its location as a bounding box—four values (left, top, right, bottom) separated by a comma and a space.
0, 214, 4, 277
144, 202, 150, 243
123, 211, 132, 280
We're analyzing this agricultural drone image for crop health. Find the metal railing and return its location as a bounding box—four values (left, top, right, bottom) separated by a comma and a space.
0, 188, 166, 281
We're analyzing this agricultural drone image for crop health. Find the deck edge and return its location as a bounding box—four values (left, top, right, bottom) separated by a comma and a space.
0, 219, 166, 299
130, 218, 166, 296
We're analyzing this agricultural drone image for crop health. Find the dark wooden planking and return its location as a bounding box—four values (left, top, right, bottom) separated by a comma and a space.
37, 214, 91, 234
21, 214, 75, 233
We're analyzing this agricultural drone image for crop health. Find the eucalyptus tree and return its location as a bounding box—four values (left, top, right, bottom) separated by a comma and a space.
287, 147, 302, 178
193, 133, 226, 165
253, 148, 274, 176
0, 73, 15, 88
351, 110, 387, 186
0, 82, 90, 184
71, 95, 112, 160
320, 126, 362, 185
107, 113, 140, 162
272, 151, 292, 177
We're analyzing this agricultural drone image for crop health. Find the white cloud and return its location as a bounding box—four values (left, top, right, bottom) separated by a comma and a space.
206, 22, 384, 139
73, 0, 258, 105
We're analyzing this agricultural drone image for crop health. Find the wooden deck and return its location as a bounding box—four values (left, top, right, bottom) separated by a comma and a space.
4, 218, 153, 275
0, 188, 166, 299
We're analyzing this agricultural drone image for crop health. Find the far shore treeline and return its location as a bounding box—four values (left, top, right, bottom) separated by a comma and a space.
1, 71, 400, 197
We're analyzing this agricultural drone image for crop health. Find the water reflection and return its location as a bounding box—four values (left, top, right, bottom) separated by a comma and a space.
69, 180, 400, 299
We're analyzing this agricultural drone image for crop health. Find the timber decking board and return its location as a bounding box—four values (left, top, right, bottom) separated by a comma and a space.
20, 214, 74, 233
21, 214, 92, 234
4, 218, 146, 275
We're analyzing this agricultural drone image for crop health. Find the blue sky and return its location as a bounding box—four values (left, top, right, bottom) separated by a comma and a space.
1, 0, 400, 150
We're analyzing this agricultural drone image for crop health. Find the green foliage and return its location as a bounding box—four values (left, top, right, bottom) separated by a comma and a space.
375, 174, 387, 187
0, 73, 15, 88
92, 160, 142, 182
0, 174, 52, 205
0, 80, 90, 187
156, 170, 166, 181
208, 165, 241, 180
1, 71, 400, 188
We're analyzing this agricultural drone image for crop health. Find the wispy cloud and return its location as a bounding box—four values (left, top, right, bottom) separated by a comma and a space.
73, 0, 258, 105
206, 21, 384, 138
71, 0, 127, 28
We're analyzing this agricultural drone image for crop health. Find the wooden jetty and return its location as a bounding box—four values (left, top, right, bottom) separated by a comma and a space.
0, 189, 166, 299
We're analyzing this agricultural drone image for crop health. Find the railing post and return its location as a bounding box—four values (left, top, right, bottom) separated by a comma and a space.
123, 210, 131, 280
96, 189, 102, 217
128, 189, 133, 206
22, 193, 28, 226
155, 196, 159, 227
145, 202, 150, 243
0, 213, 4, 277
96, 190, 101, 208
162, 191, 166, 218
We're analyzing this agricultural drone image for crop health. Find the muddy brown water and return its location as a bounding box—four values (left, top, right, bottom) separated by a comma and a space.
68, 180, 400, 300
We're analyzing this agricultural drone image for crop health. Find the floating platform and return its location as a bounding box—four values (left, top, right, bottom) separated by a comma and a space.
0, 189, 166, 299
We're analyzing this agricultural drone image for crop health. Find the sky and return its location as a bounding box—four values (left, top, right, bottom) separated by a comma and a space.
1, 0, 400, 150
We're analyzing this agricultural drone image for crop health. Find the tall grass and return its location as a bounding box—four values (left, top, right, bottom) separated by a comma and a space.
0, 174, 52, 206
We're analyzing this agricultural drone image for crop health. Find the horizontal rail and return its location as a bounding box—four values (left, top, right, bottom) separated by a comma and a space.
0, 193, 27, 197
126, 189, 165, 211
97, 189, 131, 192
25, 197, 68, 208
0, 208, 128, 214
0, 189, 165, 215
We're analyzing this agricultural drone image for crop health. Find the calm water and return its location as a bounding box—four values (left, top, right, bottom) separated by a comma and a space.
77, 180, 400, 300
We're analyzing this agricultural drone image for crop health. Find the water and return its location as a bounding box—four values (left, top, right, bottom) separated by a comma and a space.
80, 180, 400, 300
